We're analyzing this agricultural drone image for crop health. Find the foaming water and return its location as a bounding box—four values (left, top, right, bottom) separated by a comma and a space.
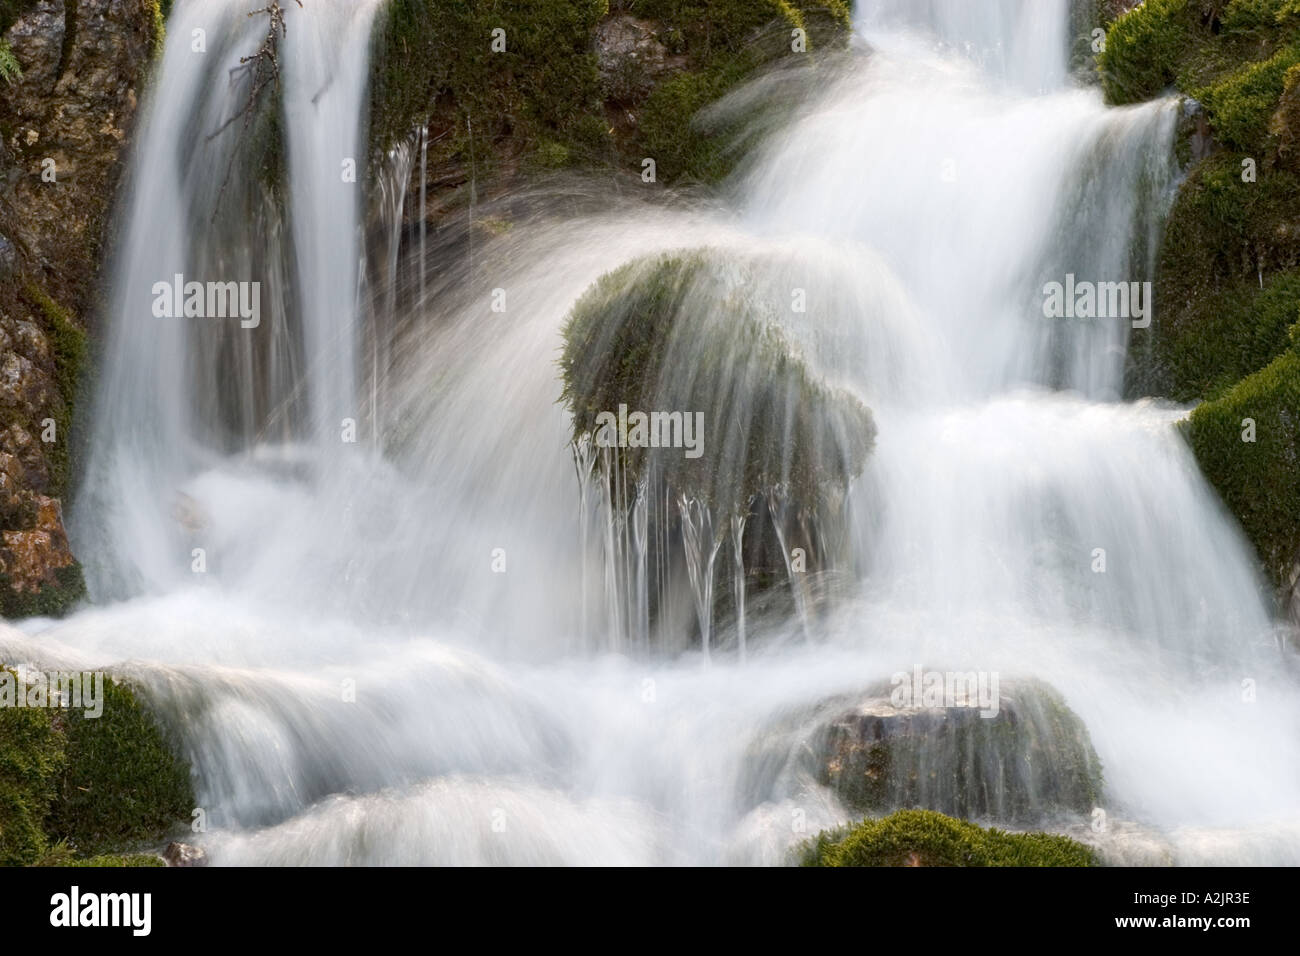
5, 0, 1293, 866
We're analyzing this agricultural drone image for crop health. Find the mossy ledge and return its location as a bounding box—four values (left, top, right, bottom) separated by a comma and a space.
801, 809, 1099, 867
1185, 348, 1300, 589
367, 1, 851, 186
0, 668, 195, 866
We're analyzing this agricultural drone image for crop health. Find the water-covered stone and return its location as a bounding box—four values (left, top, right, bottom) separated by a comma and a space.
747, 678, 1103, 824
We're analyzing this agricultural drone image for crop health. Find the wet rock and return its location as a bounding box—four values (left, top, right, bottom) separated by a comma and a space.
594, 15, 681, 104
0, 235, 16, 280
163, 842, 210, 867
0, 494, 77, 591
746, 678, 1103, 825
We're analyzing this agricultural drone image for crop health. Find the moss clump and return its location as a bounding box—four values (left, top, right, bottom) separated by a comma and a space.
1099, 0, 1197, 104
637, 0, 850, 182
44, 676, 195, 857
560, 249, 874, 509
0, 669, 67, 866
1195, 42, 1300, 151
1187, 348, 1300, 587
0, 39, 20, 85
801, 810, 1098, 867
368, 0, 610, 162
1100, 0, 1300, 109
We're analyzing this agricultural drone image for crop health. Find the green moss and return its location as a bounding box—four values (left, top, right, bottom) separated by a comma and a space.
1151, 269, 1300, 400
801, 809, 1098, 867
148, 0, 166, 59
1136, 150, 1300, 399
636, 0, 850, 182
1221, 0, 1300, 33
1195, 42, 1300, 152
1188, 349, 1300, 587
44, 676, 195, 857
1099, 0, 1196, 105
368, 0, 849, 184
1100, 0, 1300, 106
0, 39, 20, 85
0, 669, 67, 866
369, 0, 609, 159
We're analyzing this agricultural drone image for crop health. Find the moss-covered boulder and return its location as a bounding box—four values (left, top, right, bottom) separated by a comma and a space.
561, 249, 874, 512
0, 667, 66, 865
747, 678, 1103, 825
1186, 347, 1300, 596
560, 247, 872, 646
801, 809, 1098, 867
0, 666, 194, 865
46, 675, 195, 857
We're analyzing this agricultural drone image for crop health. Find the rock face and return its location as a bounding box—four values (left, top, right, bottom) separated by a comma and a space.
747, 679, 1103, 825
593, 14, 682, 105
0, 0, 162, 617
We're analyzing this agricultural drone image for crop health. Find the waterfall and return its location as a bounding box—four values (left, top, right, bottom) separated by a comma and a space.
1, 0, 1296, 866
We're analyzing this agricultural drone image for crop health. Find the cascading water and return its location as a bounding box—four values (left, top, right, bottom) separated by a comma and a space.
3, 0, 1298, 865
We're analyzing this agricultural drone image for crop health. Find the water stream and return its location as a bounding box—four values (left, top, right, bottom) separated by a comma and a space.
2, 0, 1297, 865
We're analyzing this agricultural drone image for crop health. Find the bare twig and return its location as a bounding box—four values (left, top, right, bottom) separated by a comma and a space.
210, 1, 304, 214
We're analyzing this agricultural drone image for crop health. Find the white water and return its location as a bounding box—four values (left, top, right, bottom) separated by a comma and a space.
3, 0, 1297, 865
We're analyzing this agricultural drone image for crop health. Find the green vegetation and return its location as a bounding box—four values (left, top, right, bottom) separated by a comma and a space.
560, 249, 874, 509
801, 810, 1098, 867
1187, 348, 1300, 586
1101, 0, 1300, 106
0, 669, 194, 865
64, 853, 166, 867
0, 669, 67, 866
0, 39, 20, 85
46, 676, 195, 857
368, 0, 850, 184
635, 0, 850, 181
1099, 0, 1197, 105
369, 0, 610, 167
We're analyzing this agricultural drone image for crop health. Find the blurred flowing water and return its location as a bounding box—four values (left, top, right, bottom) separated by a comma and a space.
2, 0, 1296, 865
